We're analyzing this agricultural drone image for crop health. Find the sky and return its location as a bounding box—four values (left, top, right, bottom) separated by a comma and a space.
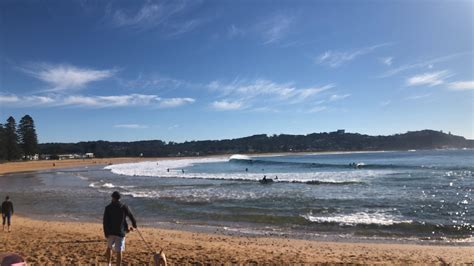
0, 0, 473, 143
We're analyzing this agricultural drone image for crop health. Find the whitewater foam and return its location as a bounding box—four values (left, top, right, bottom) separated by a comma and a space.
302, 211, 412, 226
104, 157, 228, 177
104, 157, 388, 184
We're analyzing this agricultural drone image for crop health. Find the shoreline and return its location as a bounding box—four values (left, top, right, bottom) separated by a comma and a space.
1, 152, 473, 263
1, 215, 472, 264
0, 150, 393, 176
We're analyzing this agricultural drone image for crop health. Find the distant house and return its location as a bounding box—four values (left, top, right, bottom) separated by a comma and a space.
85, 153, 94, 158
336, 129, 345, 134
58, 154, 78, 160
23, 154, 39, 160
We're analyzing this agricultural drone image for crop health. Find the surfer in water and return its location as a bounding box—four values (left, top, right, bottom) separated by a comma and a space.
260, 175, 273, 184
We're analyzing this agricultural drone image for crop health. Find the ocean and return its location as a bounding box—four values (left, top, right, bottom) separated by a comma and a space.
1, 149, 472, 244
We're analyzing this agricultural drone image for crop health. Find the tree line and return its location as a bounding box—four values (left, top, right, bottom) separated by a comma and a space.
0, 115, 39, 161
1, 114, 472, 161
39, 129, 473, 158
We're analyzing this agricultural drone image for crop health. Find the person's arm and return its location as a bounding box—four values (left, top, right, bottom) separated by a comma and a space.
124, 205, 137, 228
11, 202, 13, 215
103, 207, 110, 238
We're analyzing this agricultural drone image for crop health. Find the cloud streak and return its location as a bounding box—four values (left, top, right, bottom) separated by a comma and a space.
316, 43, 390, 68
20, 63, 115, 91
378, 53, 467, 78
106, 1, 207, 36
381, 57, 393, 66
258, 14, 293, 45
406, 70, 451, 87
405, 94, 431, 100
211, 100, 244, 111
448, 81, 474, 91
208, 79, 338, 112
114, 124, 149, 129
0, 93, 195, 109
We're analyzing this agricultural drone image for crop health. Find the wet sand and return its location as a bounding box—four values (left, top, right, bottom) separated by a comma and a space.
1, 216, 472, 265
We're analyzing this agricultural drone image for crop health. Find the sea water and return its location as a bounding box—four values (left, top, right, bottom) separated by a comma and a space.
1, 149, 472, 243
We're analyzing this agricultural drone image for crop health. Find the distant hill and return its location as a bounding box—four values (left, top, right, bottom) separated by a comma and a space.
38, 130, 473, 158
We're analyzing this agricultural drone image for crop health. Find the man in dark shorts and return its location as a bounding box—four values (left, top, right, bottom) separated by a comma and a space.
1, 196, 14, 232
103, 191, 137, 266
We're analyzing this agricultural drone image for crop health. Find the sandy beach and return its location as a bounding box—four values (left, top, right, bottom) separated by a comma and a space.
0, 158, 153, 176
0, 216, 472, 265
1, 159, 473, 265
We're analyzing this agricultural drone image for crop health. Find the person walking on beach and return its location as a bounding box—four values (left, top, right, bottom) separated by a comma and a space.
1, 196, 14, 232
103, 191, 137, 266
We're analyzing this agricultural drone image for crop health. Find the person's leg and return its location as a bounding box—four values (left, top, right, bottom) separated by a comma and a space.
106, 236, 115, 265
116, 251, 122, 266
2, 215, 5, 231
115, 236, 125, 265
105, 247, 112, 265
7, 213, 11, 232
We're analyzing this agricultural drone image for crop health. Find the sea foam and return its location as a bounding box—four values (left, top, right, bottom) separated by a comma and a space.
302, 211, 412, 226
104, 156, 387, 184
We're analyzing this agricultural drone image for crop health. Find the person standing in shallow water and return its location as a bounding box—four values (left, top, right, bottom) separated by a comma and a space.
103, 191, 137, 266
1, 196, 14, 232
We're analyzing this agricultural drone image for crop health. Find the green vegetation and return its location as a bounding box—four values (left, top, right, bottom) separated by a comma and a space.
1, 114, 471, 160
0, 115, 39, 161
39, 130, 473, 158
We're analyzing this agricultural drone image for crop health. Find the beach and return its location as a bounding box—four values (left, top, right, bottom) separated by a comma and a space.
0, 158, 152, 176
1, 216, 473, 265
1, 156, 473, 264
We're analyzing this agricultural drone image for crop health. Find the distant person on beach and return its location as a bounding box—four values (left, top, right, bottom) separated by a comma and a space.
103, 191, 137, 266
1, 196, 14, 232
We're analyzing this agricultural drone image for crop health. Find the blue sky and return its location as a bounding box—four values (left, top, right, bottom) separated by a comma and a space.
0, 0, 473, 143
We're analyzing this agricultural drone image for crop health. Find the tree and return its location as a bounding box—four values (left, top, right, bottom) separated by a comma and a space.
18, 115, 38, 158
0, 123, 6, 160
5, 116, 21, 161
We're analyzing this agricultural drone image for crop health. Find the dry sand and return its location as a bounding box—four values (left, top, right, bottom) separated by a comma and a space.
1, 159, 473, 265
0, 216, 472, 265
0, 158, 152, 176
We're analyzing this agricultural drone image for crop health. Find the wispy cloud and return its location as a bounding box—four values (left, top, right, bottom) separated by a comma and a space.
448, 81, 474, 91
114, 124, 149, 129
379, 53, 466, 78
168, 18, 208, 37
108, 1, 184, 30
307, 106, 327, 113
0, 95, 20, 103
211, 100, 244, 111
159, 97, 195, 108
329, 94, 351, 101
316, 43, 390, 68
227, 24, 245, 39
380, 100, 391, 107
208, 79, 336, 111
168, 124, 179, 130
381, 57, 393, 66
405, 94, 432, 100
20, 63, 115, 91
406, 70, 452, 87
0, 94, 56, 106
120, 73, 196, 92
0, 93, 195, 109
106, 1, 207, 36
257, 14, 293, 45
